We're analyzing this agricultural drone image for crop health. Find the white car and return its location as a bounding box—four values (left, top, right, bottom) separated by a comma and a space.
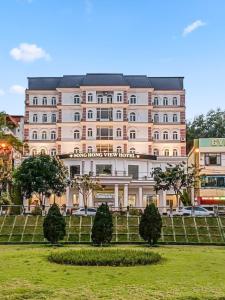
72, 208, 97, 216
176, 206, 214, 216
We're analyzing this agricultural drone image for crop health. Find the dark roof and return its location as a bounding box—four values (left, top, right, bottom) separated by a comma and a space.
28, 73, 184, 90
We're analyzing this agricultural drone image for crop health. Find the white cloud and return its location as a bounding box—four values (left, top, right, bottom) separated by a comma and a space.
10, 43, 51, 62
10, 85, 25, 95
84, 0, 93, 15
0, 89, 5, 96
182, 20, 206, 37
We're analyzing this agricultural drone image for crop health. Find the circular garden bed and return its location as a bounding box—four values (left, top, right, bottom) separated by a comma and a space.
48, 248, 161, 267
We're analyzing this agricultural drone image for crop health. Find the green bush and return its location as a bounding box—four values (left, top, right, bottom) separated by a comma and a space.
128, 208, 142, 216
31, 206, 42, 216
43, 203, 66, 244
48, 248, 161, 266
139, 203, 162, 246
91, 203, 113, 246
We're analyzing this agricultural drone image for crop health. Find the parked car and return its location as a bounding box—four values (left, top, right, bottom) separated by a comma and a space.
72, 208, 97, 216
176, 206, 214, 216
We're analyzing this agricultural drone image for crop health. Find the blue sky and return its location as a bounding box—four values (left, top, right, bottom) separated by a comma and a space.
0, 0, 225, 120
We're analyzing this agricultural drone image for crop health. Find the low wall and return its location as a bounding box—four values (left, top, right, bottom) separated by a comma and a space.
0, 215, 225, 244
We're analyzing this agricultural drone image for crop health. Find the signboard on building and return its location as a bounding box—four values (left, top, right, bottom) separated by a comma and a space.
59, 152, 157, 160
199, 138, 225, 147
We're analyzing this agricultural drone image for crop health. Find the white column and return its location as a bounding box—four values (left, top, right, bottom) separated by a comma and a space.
114, 184, 119, 208
23, 196, 29, 212
79, 192, 83, 207
124, 184, 128, 208
66, 187, 73, 208
138, 186, 143, 208
159, 190, 167, 213
191, 187, 195, 205
88, 191, 93, 207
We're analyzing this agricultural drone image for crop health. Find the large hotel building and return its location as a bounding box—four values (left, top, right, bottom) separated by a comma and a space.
24, 73, 186, 209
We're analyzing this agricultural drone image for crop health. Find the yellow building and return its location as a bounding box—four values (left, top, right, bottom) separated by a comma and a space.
188, 138, 225, 205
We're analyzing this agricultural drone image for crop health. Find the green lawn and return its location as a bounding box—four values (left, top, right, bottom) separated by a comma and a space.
0, 245, 225, 299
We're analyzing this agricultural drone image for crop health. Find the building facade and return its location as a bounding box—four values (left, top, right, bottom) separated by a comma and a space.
24, 73, 186, 209
188, 138, 225, 205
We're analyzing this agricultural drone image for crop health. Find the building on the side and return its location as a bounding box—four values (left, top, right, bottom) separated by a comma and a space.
188, 138, 225, 205
24, 73, 187, 209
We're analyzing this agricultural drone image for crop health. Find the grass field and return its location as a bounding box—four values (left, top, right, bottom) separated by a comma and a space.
0, 245, 225, 299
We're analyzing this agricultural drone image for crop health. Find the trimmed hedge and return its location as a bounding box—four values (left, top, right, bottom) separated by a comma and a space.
48, 248, 162, 266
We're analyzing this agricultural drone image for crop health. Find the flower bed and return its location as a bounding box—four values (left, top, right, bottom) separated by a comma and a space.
48, 248, 161, 266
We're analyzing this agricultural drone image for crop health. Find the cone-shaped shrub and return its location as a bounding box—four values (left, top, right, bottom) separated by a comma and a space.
139, 203, 162, 246
91, 203, 113, 246
43, 203, 66, 244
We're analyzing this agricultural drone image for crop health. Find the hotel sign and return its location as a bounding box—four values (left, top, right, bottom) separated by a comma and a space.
199, 138, 225, 147
211, 138, 225, 146
59, 152, 157, 160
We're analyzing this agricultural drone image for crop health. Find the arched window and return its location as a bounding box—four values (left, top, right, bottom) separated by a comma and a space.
173, 97, 178, 106
163, 131, 168, 140
154, 131, 159, 140
173, 131, 178, 140
130, 147, 135, 154
154, 97, 159, 106
42, 114, 47, 123
74, 112, 80, 121
42, 131, 47, 140
154, 114, 159, 123
74, 147, 79, 153
164, 149, 169, 157
51, 148, 57, 156
107, 94, 113, 103
33, 114, 38, 123
32, 131, 38, 140
117, 146, 122, 153
97, 95, 103, 103
130, 95, 136, 104
129, 130, 136, 139
88, 110, 93, 119
87, 146, 93, 153
116, 110, 122, 119
33, 97, 38, 105
32, 149, 37, 156
116, 128, 122, 137
130, 112, 136, 122
163, 97, 168, 106
173, 149, 178, 157
42, 97, 47, 105
117, 93, 122, 102
51, 113, 56, 123
163, 114, 168, 123
153, 149, 159, 156
74, 130, 80, 139
87, 93, 93, 102
74, 95, 80, 104
173, 114, 178, 122
51, 131, 56, 140
87, 128, 93, 137
51, 97, 56, 105
40, 149, 46, 155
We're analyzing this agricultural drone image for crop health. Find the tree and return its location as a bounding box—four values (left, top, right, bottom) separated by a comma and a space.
13, 155, 68, 207
91, 203, 113, 246
0, 112, 23, 198
187, 108, 225, 152
152, 162, 197, 207
139, 203, 162, 246
43, 203, 66, 244
71, 174, 101, 213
